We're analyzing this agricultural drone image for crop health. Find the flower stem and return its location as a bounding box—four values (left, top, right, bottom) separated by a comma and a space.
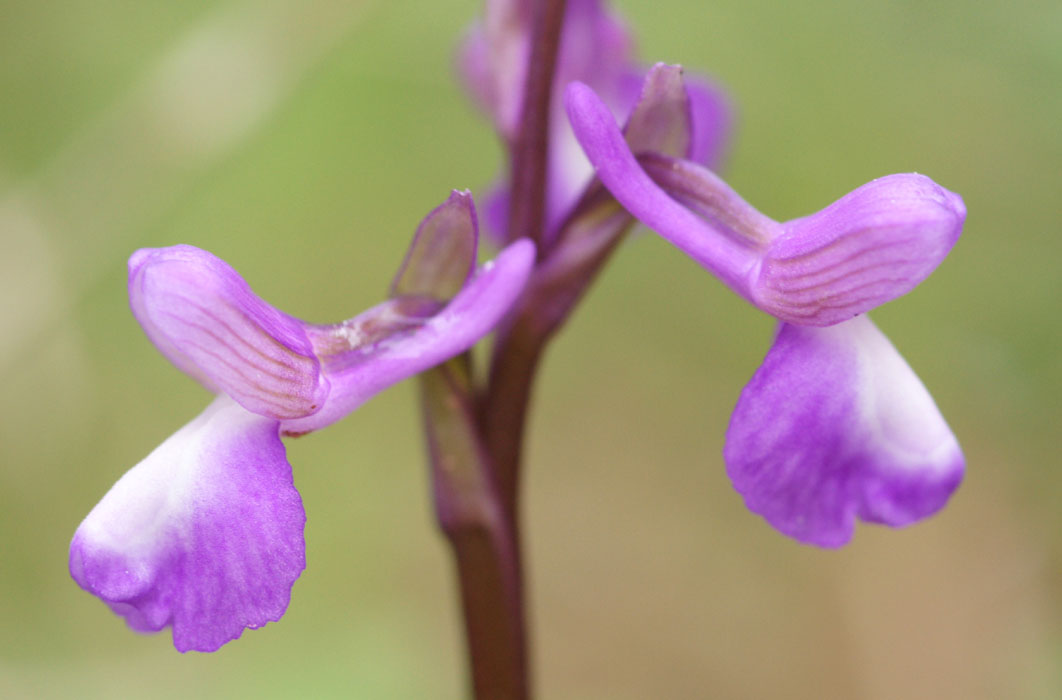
466, 188, 632, 698
506, 0, 568, 248
428, 2, 569, 698
421, 359, 529, 700
485, 185, 632, 506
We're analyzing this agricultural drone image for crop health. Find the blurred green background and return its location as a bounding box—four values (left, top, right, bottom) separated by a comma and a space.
2, 0, 1059, 697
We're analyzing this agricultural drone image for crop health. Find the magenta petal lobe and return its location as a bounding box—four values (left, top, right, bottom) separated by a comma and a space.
69, 396, 306, 651
724, 316, 963, 547
129, 245, 328, 420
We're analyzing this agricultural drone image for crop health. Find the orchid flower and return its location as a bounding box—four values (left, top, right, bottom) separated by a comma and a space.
69, 192, 535, 651
459, 0, 731, 243
565, 77, 965, 546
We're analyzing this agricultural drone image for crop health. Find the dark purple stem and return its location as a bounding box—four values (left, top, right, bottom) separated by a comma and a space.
506, 0, 568, 249
421, 360, 529, 700
433, 2, 569, 699
485, 187, 631, 512
486, 0, 569, 507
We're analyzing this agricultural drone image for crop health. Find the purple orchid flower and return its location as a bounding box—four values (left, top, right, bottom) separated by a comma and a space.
459, 0, 731, 242
565, 77, 965, 546
69, 192, 535, 651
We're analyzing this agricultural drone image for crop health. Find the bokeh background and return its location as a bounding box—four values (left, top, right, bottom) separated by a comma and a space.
2, 0, 1059, 697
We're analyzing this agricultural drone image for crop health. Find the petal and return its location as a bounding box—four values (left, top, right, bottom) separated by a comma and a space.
129, 245, 328, 420
456, 0, 533, 140
456, 24, 497, 128
724, 316, 963, 547
390, 190, 477, 301
547, 63, 730, 244
684, 73, 732, 170
622, 63, 693, 160
545, 0, 636, 239
69, 395, 305, 651
281, 238, 536, 434
569, 82, 965, 328
557, 0, 635, 99
753, 174, 966, 326
464, 0, 638, 241
480, 181, 512, 247
638, 153, 779, 247
565, 81, 760, 291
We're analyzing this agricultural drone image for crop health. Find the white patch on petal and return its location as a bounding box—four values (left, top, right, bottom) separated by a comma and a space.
835, 316, 960, 474
72, 394, 305, 650
77, 396, 266, 560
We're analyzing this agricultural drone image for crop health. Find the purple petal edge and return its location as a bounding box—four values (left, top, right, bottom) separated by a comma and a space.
70, 396, 306, 651
724, 317, 963, 547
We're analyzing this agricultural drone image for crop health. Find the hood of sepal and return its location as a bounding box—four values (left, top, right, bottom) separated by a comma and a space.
128, 245, 329, 420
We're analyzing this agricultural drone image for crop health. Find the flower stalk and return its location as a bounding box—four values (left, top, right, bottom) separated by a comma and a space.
506, 0, 569, 250
421, 357, 529, 700
428, 2, 571, 696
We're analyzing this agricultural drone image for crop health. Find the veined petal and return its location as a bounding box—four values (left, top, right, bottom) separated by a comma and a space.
616, 67, 731, 170
281, 238, 536, 435
129, 245, 328, 420
622, 63, 693, 160
753, 174, 966, 326
69, 395, 306, 652
390, 190, 477, 301
569, 82, 965, 327
724, 316, 963, 547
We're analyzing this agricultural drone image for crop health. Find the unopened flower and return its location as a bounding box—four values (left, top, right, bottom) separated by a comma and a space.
565, 77, 965, 545
70, 192, 535, 650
